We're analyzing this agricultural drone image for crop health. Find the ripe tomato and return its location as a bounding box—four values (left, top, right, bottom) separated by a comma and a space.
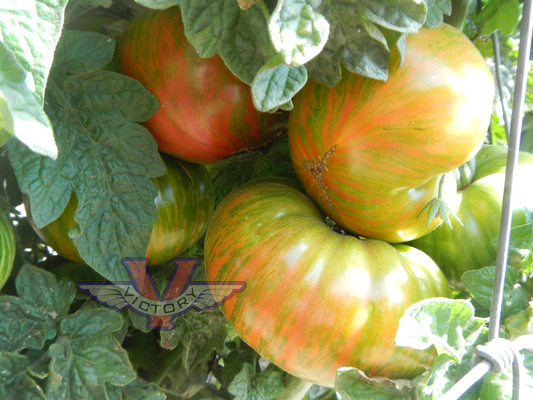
27, 154, 214, 266
288, 23, 494, 243
0, 212, 16, 289
117, 6, 288, 164
204, 178, 451, 387
408, 145, 533, 289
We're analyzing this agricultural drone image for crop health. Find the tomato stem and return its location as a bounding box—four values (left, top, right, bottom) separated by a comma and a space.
444, 0, 472, 31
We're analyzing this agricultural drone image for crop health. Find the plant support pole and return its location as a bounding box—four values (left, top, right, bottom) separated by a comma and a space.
489, 0, 533, 342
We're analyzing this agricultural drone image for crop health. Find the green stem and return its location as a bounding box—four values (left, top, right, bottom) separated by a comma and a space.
443, 0, 472, 31
273, 374, 314, 400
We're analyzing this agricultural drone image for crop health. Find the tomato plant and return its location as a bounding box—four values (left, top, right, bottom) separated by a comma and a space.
204, 178, 451, 387
0, 212, 15, 289
288, 23, 495, 243
117, 6, 288, 164
408, 145, 533, 289
27, 154, 214, 266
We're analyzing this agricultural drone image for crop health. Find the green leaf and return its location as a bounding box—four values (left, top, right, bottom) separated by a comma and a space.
208, 136, 300, 204
0, 265, 77, 352
0, 296, 50, 352
136, 0, 180, 9
252, 56, 308, 112
395, 298, 487, 362
335, 367, 412, 399
229, 363, 285, 400
479, 350, 533, 399
504, 302, 533, 338
396, 299, 489, 399
8, 31, 165, 282
64, 0, 113, 24
0, 352, 47, 400
463, 266, 529, 319
115, 377, 170, 400
177, 0, 276, 85
475, 0, 520, 35
208, 152, 264, 203
269, 0, 330, 67
424, 0, 452, 28
0, 41, 57, 157
52, 30, 116, 74
47, 308, 136, 399
16, 264, 76, 322
0, 0, 68, 103
306, 0, 426, 86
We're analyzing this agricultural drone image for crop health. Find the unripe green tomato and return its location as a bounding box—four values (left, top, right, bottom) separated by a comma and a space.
26, 154, 214, 266
409, 145, 533, 290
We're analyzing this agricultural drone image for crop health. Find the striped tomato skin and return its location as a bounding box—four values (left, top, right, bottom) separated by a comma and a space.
0, 212, 16, 289
27, 154, 214, 266
288, 23, 495, 243
117, 6, 288, 163
205, 179, 451, 387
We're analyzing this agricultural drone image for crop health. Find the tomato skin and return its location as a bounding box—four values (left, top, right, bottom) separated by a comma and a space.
0, 212, 16, 289
408, 145, 533, 290
205, 178, 451, 387
27, 154, 214, 266
288, 23, 494, 243
117, 6, 288, 164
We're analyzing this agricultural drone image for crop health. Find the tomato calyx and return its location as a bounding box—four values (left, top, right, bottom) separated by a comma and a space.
302, 145, 338, 213
418, 174, 463, 229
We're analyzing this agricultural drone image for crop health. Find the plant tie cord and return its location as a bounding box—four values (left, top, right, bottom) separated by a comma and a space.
442, 0, 533, 399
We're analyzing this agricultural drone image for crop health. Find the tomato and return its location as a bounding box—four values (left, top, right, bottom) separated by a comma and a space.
0, 212, 16, 290
204, 178, 451, 387
408, 145, 533, 290
288, 23, 494, 243
117, 6, 288, 164
27, 154, 214, 266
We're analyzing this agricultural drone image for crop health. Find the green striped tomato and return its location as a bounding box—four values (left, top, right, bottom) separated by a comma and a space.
288, 23, 494, 243
408, 145, 533, 289
117, 6, 288, 164
0, 212, 16, 290
205, 178, 451, 387
27, 154, 214, 266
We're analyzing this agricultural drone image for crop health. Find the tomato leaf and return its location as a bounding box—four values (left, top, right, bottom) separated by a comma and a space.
8, 30, 166, 282
463, 266, 529, 319
47, 308, 136, 399
0, 265, 75, 352
492, 222, 533, 272
208, 137, 299, 204
0, 353, 47, 400
136, 0, 180, 10
269, 0, 330, 67
113, 377, 170, 400
228, 363, 285, 400
64, 0, 113, 24
306, 0, 426, 86
0, 41, 56, 158
15, 264, 76, 323
479, 350, 533, 399
0, 0, 67, 104
475, 0, 520, 35
424, 0, 452, 28
396, 298, 487, 361
396, 299, 489, 399
176, 0, 276, 85
252, 56, 307, 112
53, 30, 116, 74
335, 367, 412, 399
504, 302, 533, 338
